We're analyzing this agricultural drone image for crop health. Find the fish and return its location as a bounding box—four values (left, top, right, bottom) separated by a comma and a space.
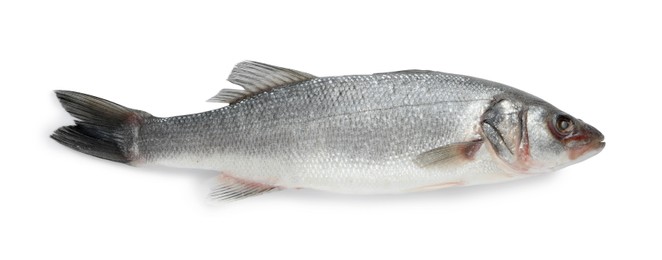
51, 61, 605, 202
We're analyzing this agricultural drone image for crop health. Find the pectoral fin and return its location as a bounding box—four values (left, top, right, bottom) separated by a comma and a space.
413, 140, 483, 168
206, 174, 281, 203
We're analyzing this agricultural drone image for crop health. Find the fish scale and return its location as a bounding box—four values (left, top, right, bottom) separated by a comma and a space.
138, 72, 500, 191
51, 61, 605, 201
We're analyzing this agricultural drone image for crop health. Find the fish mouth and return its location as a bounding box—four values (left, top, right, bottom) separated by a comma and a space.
567, 121, 605, 161
598, 141, 606, 149
594, 129, 606, 152
595, 141, 606, 153
569, 138, 605, 161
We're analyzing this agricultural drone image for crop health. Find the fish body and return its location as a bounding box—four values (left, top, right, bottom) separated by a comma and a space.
52, 61, 605, 201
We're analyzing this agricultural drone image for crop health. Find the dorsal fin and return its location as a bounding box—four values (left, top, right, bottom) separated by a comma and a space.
207, 88, 252, 104
208, 61, 316, 103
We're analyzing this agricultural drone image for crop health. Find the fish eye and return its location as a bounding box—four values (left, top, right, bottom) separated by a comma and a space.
554, 115, 575, 135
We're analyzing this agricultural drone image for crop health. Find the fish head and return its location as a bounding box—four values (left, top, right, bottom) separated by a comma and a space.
525, 105, 605, 172
481, 98, 605, 174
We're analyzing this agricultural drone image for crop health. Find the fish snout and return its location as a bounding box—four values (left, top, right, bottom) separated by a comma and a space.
567, 120, 605, 160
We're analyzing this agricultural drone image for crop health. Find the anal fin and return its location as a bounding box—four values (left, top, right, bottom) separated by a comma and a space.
206, 174, 280, 203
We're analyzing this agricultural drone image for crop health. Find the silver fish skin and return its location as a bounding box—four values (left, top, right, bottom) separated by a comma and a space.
52, 61, 605, 201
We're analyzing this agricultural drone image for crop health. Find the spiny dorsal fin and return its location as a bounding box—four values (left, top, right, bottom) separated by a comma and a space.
207, 61, 316, 103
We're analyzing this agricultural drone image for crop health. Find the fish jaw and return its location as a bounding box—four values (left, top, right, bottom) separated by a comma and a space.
567, 124, 605, 162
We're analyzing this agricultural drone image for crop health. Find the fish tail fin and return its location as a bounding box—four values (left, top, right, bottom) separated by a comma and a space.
51, 90, 153, 164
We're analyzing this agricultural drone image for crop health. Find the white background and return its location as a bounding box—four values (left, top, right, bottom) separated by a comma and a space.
1, 1, 660, 259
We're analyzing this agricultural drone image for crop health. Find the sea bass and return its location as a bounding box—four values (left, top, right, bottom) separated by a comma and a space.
52, 61, 605, 201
